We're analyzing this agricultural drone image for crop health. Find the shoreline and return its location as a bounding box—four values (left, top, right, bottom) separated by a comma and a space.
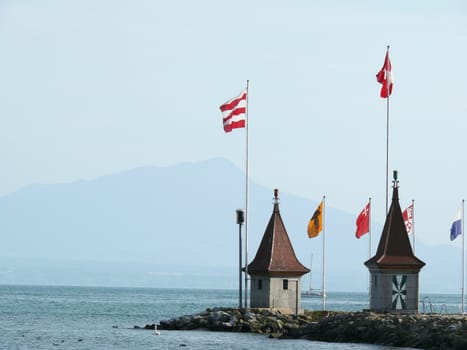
141, 307, 467, 350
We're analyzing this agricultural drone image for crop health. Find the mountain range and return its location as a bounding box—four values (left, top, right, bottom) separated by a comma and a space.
0, 158, 462, 293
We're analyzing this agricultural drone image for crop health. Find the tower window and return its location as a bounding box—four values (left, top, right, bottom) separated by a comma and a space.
258, 279, 262, 290
283, 279, 288, 290
374, 275, 377, 288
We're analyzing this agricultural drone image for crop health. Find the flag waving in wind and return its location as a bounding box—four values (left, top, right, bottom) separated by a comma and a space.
219, 90, 247, 133
376, 49, 393, 98
355, 202, 370, 239
450, 206, 463, 241
402, 204, 414, 235
307, 201, 323, 239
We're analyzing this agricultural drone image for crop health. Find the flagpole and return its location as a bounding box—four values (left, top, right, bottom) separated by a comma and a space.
412, 199, 415, 253
413, 199, 419, 309
369, 197, 372, 260
322, 195, 326, 311
385, 45, 390, 214
385, 95, 389, 214
368, 197, 372, 296
244, 80, 250, 309
462, 199, 465, 314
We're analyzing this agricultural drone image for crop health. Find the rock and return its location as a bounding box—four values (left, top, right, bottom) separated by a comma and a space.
243, 311, 255, 321
150, 308, 467, 349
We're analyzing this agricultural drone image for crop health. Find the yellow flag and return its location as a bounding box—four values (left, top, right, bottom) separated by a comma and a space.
307, 201, 323, 238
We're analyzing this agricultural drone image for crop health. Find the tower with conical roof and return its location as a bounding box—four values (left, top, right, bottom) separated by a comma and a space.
247, 189, 310, 314
365, 172, 425, 313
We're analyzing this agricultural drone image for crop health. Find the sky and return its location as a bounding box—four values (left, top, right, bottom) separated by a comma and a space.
1, 0, 466, 247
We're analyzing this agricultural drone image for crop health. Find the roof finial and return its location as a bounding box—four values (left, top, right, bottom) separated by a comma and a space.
392, 170, 399, 188
273, 188, 279, 205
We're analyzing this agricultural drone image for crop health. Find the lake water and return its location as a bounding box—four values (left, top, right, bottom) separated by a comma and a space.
0, 285, 460, 349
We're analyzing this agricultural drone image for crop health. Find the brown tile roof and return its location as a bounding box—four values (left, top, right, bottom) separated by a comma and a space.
247, 190, 310, 277
365, 184, 425, 271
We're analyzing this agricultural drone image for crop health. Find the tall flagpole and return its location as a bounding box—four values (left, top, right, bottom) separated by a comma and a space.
244, 80, 250, 309
413, 199, 419, 309
385, 45, 390, 214
369, 197, 372, 260
462, 199, 465, 314
322, 195, 326, 311
385, 95, 389, 213
385, 48, 390, 214
368, 197, 372, 296
412, 199, 415, 253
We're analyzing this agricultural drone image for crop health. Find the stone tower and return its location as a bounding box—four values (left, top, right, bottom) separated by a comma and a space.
247, 189, 310, 314
365, 173, 425, 313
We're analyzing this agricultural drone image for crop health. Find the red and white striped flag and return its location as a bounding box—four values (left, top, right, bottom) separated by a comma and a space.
219, 90, 247, 133
402, 204, 414, 235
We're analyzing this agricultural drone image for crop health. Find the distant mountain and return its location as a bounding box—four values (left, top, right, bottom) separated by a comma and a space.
0, 158, 463, 294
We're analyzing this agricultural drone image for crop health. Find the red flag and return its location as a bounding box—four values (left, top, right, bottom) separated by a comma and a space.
219, 90, 247, 133
376, 50, 393, 98
355, 202, 370, 239
402, 204, 414, 235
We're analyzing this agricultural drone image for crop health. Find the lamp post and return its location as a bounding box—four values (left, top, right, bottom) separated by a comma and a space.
235, 209, 245, 309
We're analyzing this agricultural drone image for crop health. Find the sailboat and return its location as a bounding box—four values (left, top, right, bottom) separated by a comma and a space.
301, 254, 326, 298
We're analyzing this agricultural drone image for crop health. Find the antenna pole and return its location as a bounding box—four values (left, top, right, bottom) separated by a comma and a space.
239, 222, 242, 308
235, 209, 244, 308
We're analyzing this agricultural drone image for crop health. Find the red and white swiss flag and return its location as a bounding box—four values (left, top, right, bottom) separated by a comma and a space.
219, 90, 247, 133
376, 50, 393, 98
355, 202, 370, 239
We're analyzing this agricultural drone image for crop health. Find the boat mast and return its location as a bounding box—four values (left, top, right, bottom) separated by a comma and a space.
309, 253, 313, 291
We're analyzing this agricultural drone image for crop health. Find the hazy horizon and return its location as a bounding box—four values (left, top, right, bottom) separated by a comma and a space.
0, 158, 464, 294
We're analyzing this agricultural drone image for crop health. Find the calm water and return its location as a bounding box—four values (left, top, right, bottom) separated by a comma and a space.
0, 285, 460, 349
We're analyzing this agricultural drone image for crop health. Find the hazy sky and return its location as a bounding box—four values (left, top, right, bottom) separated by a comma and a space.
1, 0, 466, 246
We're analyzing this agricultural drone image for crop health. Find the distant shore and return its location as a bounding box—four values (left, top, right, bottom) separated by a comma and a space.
140, 308, 467, 350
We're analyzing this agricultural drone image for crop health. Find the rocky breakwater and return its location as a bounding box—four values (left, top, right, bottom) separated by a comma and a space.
156, 308, 328, 335
142, 308, 467, 350
298, 311, 467, 350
